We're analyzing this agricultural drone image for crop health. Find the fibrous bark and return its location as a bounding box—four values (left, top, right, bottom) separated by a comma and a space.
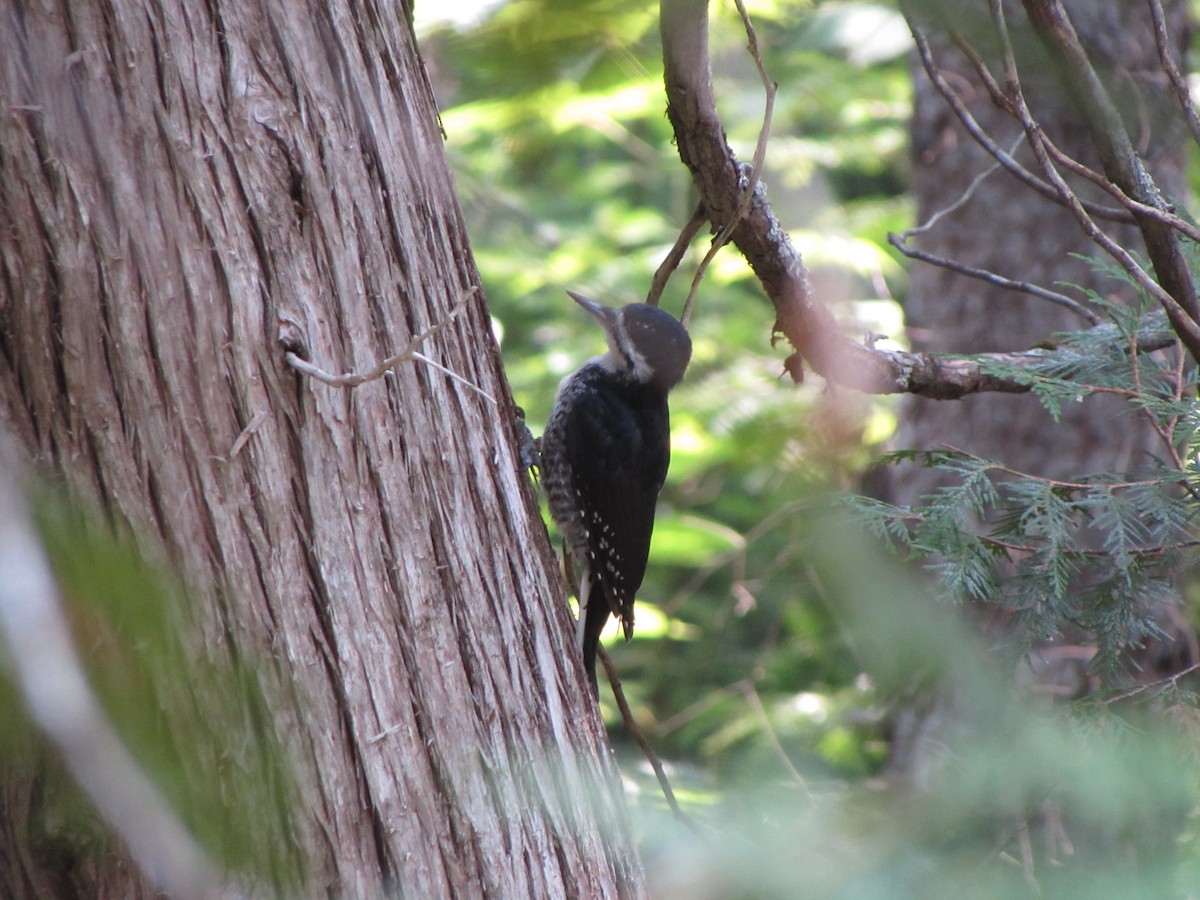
0, 0, 643, 896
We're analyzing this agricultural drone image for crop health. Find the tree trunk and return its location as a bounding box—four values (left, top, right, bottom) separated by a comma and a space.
0, 1, 644, 896
885, 0, 1194, 778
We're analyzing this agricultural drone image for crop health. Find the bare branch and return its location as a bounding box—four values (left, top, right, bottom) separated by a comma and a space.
281, 287, 496, 403
889, 139, 1100, 325
906, 19, 1132, 224
940, 11, 1200, 247
890, 234, 1098, 325
978, 0, 1200, 359
875, 311, 1179, 399
906, 20, 1200, 321
1103, 661, 1200, 703
679, 0, 777, 329
659, 0, 1166, 398
598, 646, 699, 832
1037, 135, 1200, 246
662, 0, 890, 391
1018, 0, 1200, 356
1147, 0, 1200, 146
648, 202, 707, 307
0, 438, 219, 899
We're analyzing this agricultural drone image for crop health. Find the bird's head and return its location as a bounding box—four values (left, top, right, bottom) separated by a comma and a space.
567, 290, 692, 392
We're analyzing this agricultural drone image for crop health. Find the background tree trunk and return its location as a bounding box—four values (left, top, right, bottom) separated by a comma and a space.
883, 0, 1194, 780
0, 1, 644, 896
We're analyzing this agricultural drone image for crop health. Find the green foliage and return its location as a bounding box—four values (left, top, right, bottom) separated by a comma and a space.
7, 0, 1199, 893
632, 509, 1200, 898
847, 270, 1200, 681
425, 0, 911, 787
422, 0, 1200, 894
849, 443, 1197, 678
3, 487, 301, 889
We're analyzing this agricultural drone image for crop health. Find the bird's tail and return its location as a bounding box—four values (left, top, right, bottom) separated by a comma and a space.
579, 572, 612, 696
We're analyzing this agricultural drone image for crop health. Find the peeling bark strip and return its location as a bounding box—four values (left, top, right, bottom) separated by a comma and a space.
658, 0, 1192, 394
0, 1, 644, 897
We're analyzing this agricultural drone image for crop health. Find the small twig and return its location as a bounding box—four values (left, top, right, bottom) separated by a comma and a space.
680, 0, 776, 328
1162, 340, 1189, 469
880, 502, 1199, 561
940, 442, 1171, 492
366, 722, 405, 744
1015, 817, 1039, 891
903, 139, 1021, 239
890, 233, 1097, 324
907, 20, 1131, 225
990, 1, 1200, 357
1102, 661, 1200, 703
1036, 134, 1200, 246
1147, 0, 1200, 147
648, 203, 707, 308
734, 680, 809, 793
890, 136, 1099, 325
945, 437, 1200, 509
654, 682, 739, 737
283, 287, 495, 403
598, 645, 699, 832
663, 500, 804, 615
978, 533, 1200, 562
1126, 315, 1181, 471
226, 409, 269, 460
1014, 0, 1200, 356
945, 26, 1014, 114
642, 676, 811, 795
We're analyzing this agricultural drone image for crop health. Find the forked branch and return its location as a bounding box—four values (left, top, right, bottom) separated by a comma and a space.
658, 0, 1177, 398
659, 0, 1200, 387
1017, 0, 1200, 356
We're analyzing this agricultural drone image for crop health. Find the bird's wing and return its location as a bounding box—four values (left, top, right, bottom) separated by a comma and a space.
561, 386, 669, 632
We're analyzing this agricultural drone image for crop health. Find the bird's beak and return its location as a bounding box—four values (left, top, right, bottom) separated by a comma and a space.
566, 290, 617, 328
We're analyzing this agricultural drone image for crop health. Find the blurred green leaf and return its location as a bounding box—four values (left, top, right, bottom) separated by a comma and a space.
8, 486, 301, 888
651, 513, 744, 567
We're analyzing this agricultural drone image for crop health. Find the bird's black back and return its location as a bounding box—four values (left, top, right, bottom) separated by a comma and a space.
543, 362, 672, 684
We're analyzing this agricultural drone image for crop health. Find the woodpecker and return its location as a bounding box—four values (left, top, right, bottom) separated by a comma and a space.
541, 290, 692, 690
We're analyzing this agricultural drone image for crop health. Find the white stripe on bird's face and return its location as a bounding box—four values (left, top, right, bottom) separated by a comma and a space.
613, 315, 654, 382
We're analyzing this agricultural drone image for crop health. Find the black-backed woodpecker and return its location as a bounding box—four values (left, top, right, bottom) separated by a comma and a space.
542, 290, 692, 690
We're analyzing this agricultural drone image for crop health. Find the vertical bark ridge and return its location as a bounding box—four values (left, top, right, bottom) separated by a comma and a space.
1, 0, 644, 895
